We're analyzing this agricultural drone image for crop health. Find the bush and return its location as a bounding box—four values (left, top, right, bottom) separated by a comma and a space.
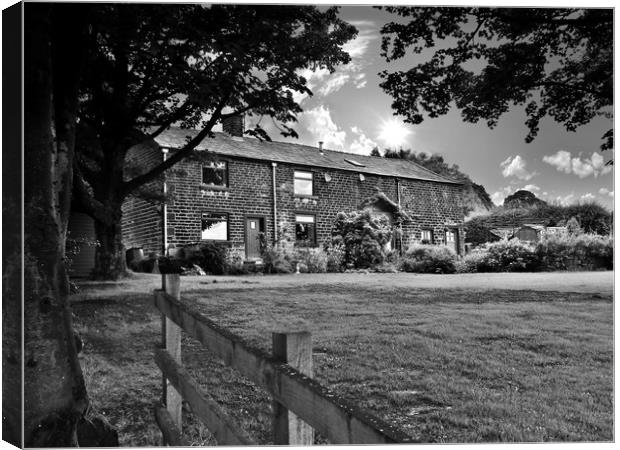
224, 248, 249, 275
295, 248, 328, 273
262, 244, 294, 274
455, 249, 493, 273
324, 243, 346, 272
536, 233, 613, 270
400, 244, 457, 274
468, 239, 540, 272
179, 242, 227, 275
331, 210, 392, 268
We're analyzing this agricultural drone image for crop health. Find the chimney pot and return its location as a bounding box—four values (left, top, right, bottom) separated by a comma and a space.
318, 141, 324, 153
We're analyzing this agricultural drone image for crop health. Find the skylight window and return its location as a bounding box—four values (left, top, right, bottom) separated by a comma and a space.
344, 158, 366, 167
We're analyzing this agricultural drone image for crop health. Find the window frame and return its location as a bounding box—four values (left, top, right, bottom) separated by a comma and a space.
294, 213, 317, 246
202, 160, 229, 188
421, 228, 434, 244
293, 170, 314, 197
200, 211, 230, 241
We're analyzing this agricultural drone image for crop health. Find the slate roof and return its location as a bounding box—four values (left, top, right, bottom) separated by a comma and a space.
154, 127, 461, 185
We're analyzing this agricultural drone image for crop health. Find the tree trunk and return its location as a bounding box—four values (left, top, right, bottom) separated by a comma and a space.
92, 212, 128, 280
23, 4, 88, 446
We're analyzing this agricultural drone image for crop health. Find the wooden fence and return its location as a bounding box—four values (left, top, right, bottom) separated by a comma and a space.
153, 274, 415, 445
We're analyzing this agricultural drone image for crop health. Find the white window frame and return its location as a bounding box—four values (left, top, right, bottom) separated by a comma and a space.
294, 170, 313, 196
201, 212, 229, 241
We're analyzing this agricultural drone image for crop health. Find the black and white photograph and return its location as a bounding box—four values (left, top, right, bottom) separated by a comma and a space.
3, 1, 614, 447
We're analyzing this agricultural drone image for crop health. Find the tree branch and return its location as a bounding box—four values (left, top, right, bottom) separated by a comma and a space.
123, 93, 231, 196
72, 162, 111, 224
147, 100, 193, 140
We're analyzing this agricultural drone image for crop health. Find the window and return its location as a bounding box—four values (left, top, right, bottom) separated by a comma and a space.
421, 229, 434, 244
344, 158, 366, 168
201, 212, 228, 240
294, 171, 313, 196
202, 161, 228, 187
295, 214, 316, 245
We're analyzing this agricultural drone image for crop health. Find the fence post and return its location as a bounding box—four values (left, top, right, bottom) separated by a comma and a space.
272, 329, 313, 445
162, 274, 182, 439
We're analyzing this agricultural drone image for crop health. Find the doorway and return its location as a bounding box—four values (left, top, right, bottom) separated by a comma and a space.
245, 217, 265, 259
446, 228, 460, 255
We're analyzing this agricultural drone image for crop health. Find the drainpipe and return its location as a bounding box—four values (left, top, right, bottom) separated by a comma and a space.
396, 178, 403, 255
162, 148, 169, 256
272, 162, 278, 243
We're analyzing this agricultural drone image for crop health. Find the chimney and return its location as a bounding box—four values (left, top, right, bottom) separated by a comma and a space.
318, 141, 324, 155
222, 115, 244, 137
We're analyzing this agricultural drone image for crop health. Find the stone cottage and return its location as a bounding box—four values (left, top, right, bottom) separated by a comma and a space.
120, 116, 465, 263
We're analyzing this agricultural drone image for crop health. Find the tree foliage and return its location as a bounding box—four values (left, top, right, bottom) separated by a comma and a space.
379, 7, 613, 150
465, 195, 612, 241
72, 4, 357, 278
331, 210, 393, 268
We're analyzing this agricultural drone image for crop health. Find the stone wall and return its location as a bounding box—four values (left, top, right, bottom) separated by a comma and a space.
121, 143, 465, 256
160, 152, 465, 255
121, 144, 165, 255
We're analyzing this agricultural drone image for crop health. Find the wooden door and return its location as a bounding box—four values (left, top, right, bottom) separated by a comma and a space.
446, 229, 459, 255
245, 218, 263, 259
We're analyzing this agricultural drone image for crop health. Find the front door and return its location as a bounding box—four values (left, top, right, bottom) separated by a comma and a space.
446, 229, 459, 255
245, 217, 264, 259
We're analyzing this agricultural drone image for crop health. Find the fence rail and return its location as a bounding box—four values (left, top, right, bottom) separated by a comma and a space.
153, 274, 415, 445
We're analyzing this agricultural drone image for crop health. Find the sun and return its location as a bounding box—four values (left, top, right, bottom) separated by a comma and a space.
377, 119, 412, 149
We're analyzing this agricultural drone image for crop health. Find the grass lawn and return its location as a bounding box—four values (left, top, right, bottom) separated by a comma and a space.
72, 275, 613, 445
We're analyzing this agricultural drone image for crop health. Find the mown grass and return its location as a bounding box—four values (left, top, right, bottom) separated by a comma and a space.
72, 279, 613, 445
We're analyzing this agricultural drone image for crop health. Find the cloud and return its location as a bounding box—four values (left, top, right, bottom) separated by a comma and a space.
500, 155, 536, 181
555, 193, 575, 206
298, 21, 377, 98
599, 188, 614, 197
342, 21, 377, 59
300, 105, 346, 150
353, 73, 367, 89
543, 150, 612, 178
317, 73, 350, 96
521, 184, 540, 192
491, 191, 506, 206
580, 193, 596, 202
349, 126, 378, 155
542, 150, 572, 174
490, 186, 515, 206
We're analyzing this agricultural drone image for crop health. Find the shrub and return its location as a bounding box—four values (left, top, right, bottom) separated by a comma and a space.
536, 233, 613, 270
331, 210, 392, 268
224, 248, 249, 275
295, 248, 328, 273
262, 244, 294, 274
475, 239, 540, 272
179, 242, 227, 275
158, 256, 183, 274
373, 261, 399, 273
455, 249, 492, 273
324, 243, 346, 272
400, 244, 457, 274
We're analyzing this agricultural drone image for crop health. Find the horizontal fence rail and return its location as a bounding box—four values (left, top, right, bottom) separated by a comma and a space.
155, 348, 256, 445
153, 283, 415, 445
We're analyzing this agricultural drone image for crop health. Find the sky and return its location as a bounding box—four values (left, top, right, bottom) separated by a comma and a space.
237, 5, 615, 211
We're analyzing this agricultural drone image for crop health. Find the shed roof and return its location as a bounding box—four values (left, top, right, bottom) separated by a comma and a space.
154, 128, 461, 185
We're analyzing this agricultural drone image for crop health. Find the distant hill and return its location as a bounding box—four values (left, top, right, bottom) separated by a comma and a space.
503, 190, 547, 209
372, 148, 494, 216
